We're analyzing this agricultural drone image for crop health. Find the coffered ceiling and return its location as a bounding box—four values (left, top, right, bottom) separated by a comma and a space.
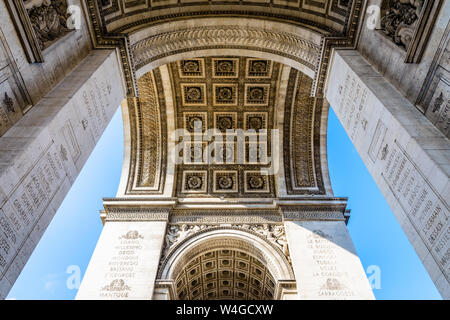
170, 57, 280, 198
123, 56, 327, 198
174, 249, 276, 300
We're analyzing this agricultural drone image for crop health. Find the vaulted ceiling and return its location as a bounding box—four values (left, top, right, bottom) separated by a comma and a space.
174, 249, 276, 300
90, 0, 352, 200
87, 0, 363, 98
171, 57, 281, 198
122, 56, 327, 198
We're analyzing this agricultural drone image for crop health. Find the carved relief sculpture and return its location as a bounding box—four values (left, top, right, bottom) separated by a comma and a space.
27, 0, 71, 50
379, 0, 443, 63
5, 0, 73, 62
160, 224, 290, 263
381, 0, 424, 49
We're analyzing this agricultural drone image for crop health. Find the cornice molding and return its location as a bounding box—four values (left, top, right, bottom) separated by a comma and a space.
102, 207, 171, 223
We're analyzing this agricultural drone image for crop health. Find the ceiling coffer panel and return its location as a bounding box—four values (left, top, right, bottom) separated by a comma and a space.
174, 249, 276, 300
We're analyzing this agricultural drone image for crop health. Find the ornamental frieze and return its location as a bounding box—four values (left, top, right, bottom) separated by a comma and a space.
159, 224, 291, 265
131, 27, 321, 72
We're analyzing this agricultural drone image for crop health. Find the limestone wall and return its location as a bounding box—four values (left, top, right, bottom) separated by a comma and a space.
326, 49, 450, 299
357, 0, 450, 138
0, 49, 125, 299
0, 0, 92, 136
76, 220, 167, 300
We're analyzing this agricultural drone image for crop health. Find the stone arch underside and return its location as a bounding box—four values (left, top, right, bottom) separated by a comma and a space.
92, 11, 362, 198
173, 248, 278, 300
131, 22, 321, 79
128, 18, 326, 96
86, 0, 364, 97
158, 227, 295, 300
118, 54, 331, 198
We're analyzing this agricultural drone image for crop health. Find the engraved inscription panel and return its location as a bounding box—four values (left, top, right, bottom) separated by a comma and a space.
0, 143, 65, 278
99, 230, 144, 299
382, 141, 450, 278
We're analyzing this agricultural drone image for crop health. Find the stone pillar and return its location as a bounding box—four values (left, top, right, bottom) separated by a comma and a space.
0, 49, 125, 299
76, 209, 169, 300
283, 213, 374, 299
326, 50, 450, 299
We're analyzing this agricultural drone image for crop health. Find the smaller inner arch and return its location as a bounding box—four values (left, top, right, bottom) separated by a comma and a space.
174, 249, 276, 300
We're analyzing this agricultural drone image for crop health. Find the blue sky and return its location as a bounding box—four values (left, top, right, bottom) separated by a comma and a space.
6, 106, 442, 300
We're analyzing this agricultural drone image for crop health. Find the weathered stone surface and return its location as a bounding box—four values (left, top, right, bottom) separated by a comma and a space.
285, 220, 374, 300
358, 0, 450, 137
76, 221, 167, 300
0, 49, 125, 296
0, 0, 92, 123
326, 49, 450, 299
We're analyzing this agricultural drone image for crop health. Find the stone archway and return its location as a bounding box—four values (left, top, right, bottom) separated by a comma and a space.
129, 18, 324, 95
156, 227, 296, 300
172, 249, 278, 300
75, 22, 373, 301
117, 54, 333, 198
1, 0, 447, 301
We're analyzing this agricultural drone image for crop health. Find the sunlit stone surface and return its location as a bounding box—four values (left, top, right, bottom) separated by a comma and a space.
0, 0, 448, 299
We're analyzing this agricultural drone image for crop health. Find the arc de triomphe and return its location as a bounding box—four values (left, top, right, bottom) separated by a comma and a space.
0, 0, 448, 300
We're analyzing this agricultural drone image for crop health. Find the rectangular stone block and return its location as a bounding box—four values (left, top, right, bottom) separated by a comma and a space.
285, 220, 374, 300
76, 221, 167, 300
0, 49, 125, 297
326, 49, 450, 299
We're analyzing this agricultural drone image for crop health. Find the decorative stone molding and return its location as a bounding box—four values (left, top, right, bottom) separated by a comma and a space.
103, 208, 171, 222
153, 280, 175, 300
280, 204, 347, 222
85, 0, 364, 97
125, 69, 167, 194
131, 26, 321, 73
160, 224, 290, 265
119, 230, 144, 240
98, 1, 351, 35
170, 57, 280, 198
162, 224, 210, 260
380, 0, 425, 49
416, 20, 450, 138
170, 209, 282, 224
282, 211, 346, 221
275, 279, 298, 300
283, 69, 325, 195
84, 0, 137, 96
27, 0, 71, 50
239, 224, 290, 259
173, 248, 278, 300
